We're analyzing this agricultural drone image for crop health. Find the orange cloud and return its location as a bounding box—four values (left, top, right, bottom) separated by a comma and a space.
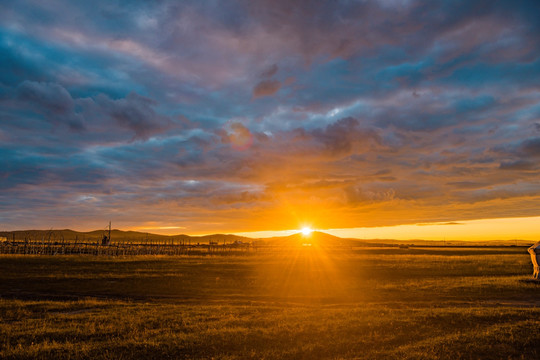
253, 80, 281, 98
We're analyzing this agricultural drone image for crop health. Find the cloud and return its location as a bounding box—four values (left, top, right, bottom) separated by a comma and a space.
446, 181, 490, 190
260, 64, 278, 78
16, 81, 84, 131
17, 81, 73, 114
519, 138, 540, 157
2, 0, 540, 232
416, 221, 464, 226
499, 160, 536, 171
8, 80, 174, 143
311, 117, 381, 155
345, 185, 396, 204
218, 122, 255, 151
96, 92, 172, 140
252, 80, 281, 98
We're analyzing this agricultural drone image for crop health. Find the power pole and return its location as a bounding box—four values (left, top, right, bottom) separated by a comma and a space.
109, 221, 111, 243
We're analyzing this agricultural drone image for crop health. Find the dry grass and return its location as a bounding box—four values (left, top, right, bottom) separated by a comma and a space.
0, 247, 538, 359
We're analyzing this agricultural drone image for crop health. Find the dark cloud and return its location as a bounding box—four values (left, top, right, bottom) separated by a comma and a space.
16, 81, 84, 131
499, 160, 536, 171
260, 64, 278, 78
7, 81, 173, 143
96, 92, 171, 140
519, 138, 540, 157
311, 117, 381, 155
17, 81, 73, 114
447, 181, 490, 189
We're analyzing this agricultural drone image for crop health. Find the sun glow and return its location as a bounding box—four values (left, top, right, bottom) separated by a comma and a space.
301, 227, 313, 236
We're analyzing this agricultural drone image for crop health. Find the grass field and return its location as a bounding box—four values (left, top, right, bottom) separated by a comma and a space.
1, 247, 539, 359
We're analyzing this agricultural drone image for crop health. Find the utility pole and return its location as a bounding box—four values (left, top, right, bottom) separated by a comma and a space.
109, 221, 111, 243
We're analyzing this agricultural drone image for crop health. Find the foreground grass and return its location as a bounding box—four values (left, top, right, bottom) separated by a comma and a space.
0, 248, 539, 359
1, 299, 539, 359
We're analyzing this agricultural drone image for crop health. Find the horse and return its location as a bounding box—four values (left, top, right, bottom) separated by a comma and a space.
528, 241, 540, 280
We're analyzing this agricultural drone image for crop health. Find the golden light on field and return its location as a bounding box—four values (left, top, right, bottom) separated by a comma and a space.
253, 238, 350, 302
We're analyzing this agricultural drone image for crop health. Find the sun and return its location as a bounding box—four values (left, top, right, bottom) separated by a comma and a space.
301, 227, 313, 236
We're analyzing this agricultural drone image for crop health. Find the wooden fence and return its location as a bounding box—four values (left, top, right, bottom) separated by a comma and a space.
0, 240, 254, 256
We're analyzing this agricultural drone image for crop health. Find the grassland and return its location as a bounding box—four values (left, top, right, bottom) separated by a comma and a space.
1, 246, 539, 359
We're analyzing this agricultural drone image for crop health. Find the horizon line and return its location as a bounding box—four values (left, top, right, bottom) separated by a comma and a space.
0, 227, 536, 243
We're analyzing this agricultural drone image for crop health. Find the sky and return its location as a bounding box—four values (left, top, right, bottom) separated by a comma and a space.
1, 0, 540, 239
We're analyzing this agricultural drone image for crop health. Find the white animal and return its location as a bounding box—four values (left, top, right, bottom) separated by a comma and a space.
528, 241, 540, 280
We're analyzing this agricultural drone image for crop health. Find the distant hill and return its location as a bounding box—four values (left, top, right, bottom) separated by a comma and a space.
254, 231, 365, 247
0, 229, 251, 244
0, 228, 356, 247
